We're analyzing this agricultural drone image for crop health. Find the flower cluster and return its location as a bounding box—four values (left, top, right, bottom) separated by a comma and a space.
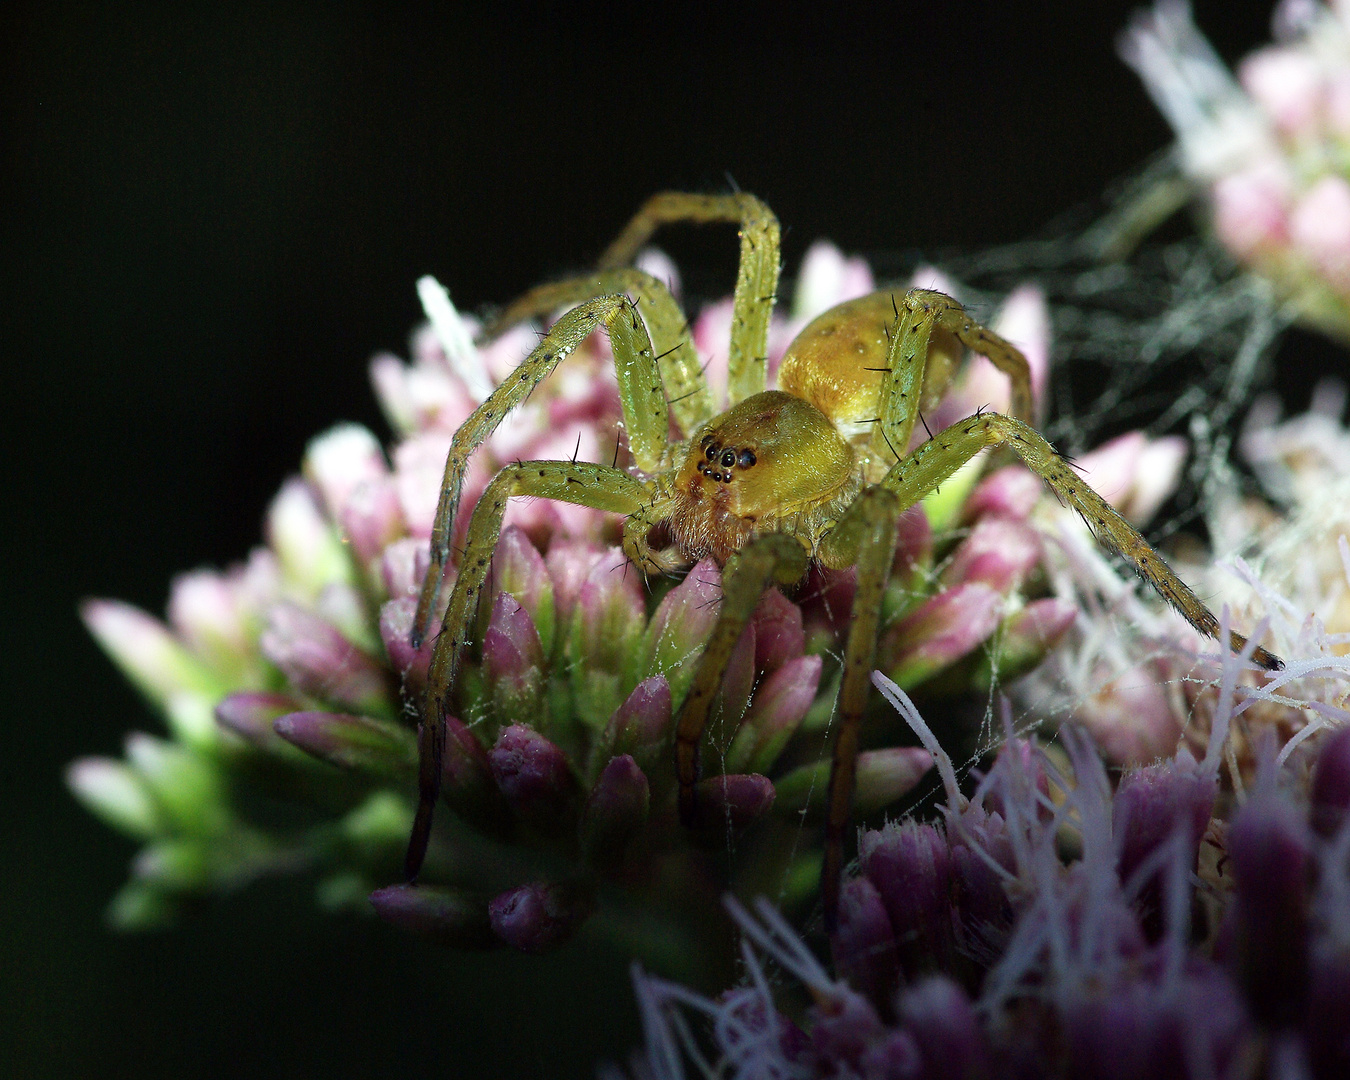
71, 241, 1093, 958
1122, 0, 1350, 341
624, 669, 1350, 1080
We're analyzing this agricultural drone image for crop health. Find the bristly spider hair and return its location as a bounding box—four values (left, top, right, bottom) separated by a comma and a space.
403, 192, 1281, 930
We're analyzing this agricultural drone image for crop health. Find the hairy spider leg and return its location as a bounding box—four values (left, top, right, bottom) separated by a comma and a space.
406, 459, 651, 879
674, 533, 808, 827
869, 289, 1035, 471
596, 192, 781, 406
814, 486, 901, 932
880, 411, 1283, 671
479, 267, 714, 439
412, 295, 670, 651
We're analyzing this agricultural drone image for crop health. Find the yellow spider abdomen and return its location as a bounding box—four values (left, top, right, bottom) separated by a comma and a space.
778, 292, 962, 445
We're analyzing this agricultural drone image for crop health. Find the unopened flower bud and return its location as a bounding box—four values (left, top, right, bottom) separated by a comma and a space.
962, 465, 1042, 523
580, 754, 650, 866
66, 757, 163, 840
860, 821, 954, 977
897, 975, 991, 1080
490, 526, 556, 656
272, 711, 417, 782
265, 478, 352, 596
369, 883, 498, 949
601, 676, 672, 781
214, 691, 303, 750
724, 655, 822, 775
124, 732, 230, 837
1310, 726, 1350, 837
1292, 175, 1350, 295
303, 423, 388, 520
378, 596, 432, 695
752, 588, 805, 673
482, 592, 545, 720
640, 559, 722, 707
942, 517, 1041, 593
881, 583, 1003, 689
488, 725, 581, 834
691, 773, 775, 830
260, 602, 390, 715
830, 875, 899, 1007
488, 880, 593, 953
1227, 792, 1312, 1025
338, 475, 406, 569
567, 548, 647, 728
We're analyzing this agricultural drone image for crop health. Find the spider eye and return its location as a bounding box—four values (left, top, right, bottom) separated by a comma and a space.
720, 449, 736, 468
737, 449, 756, 468
705, 445, 718, 461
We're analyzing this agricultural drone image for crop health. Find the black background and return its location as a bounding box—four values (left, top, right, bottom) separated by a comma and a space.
2, 2, 1322, 1077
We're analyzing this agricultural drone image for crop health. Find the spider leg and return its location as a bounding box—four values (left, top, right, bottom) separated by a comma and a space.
596, 192, 781, 406
406, 458, 651, 880
479, 267, 714, 438
413, 294, 669, 650
868, 289, 1034, 471
881, 412, 1284, 671
674, 532, 807, 827
815, 486, 901, 932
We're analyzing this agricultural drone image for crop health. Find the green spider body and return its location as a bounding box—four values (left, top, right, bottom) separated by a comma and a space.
403, 193, 1280, 930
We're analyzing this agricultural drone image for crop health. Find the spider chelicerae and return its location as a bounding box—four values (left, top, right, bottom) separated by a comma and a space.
404, 192, 1280, 928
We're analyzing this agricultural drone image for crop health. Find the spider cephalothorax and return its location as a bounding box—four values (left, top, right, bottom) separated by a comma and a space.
403, 192, 1280, 928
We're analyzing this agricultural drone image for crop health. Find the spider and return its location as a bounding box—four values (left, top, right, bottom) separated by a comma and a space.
403, 192, 1281, 929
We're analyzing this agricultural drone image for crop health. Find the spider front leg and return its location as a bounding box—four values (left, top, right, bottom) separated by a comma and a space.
412, 294, 669, 650
406, 458, 651, 879
882, 411, 1283, 671
674, 532, 808, 827
815, 486, 900, 932
479, 267, 714, 438
596, 192, 782, 405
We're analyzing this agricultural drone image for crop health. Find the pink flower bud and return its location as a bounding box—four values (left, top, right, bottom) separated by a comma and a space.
1239, 45, 1324, 138
214, 691, 302, 749
791, 240, 875, 321
66, 757, 163, 840
265, 479, 350, 596
369, 883, 496, 948
854, 748, 935, 817
690, 773, 776, 830
881, 583, 1004, 689
1075, 431, 1187, 526
860, 821, 954, 977
167, 568, 253, 676
544, 538, 606, 633
378, 596, 432, 696
963, 465, 1043, 522
751, 588, 805, 674
1075, 661, 1180, 766
724, 655, 823, 775
338, 475, 406, 568
490, 526, 555, 655
260, 602, 390, 715
830, 875, 898, 1006
488, 725, 581, 834
640, 559, 722, 705
580, 754, 650, 865
1212, 161, 1293, 260
273, 711, 417, 781
482, 592, 546, 719
1291, 174, 1350, 294
380, 536, 430, 600
488, 880, 593, 953
602, 676, 673, 781
302, 424, 388, 520
942, 517, 1042, 593
441, 716, 509, 835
